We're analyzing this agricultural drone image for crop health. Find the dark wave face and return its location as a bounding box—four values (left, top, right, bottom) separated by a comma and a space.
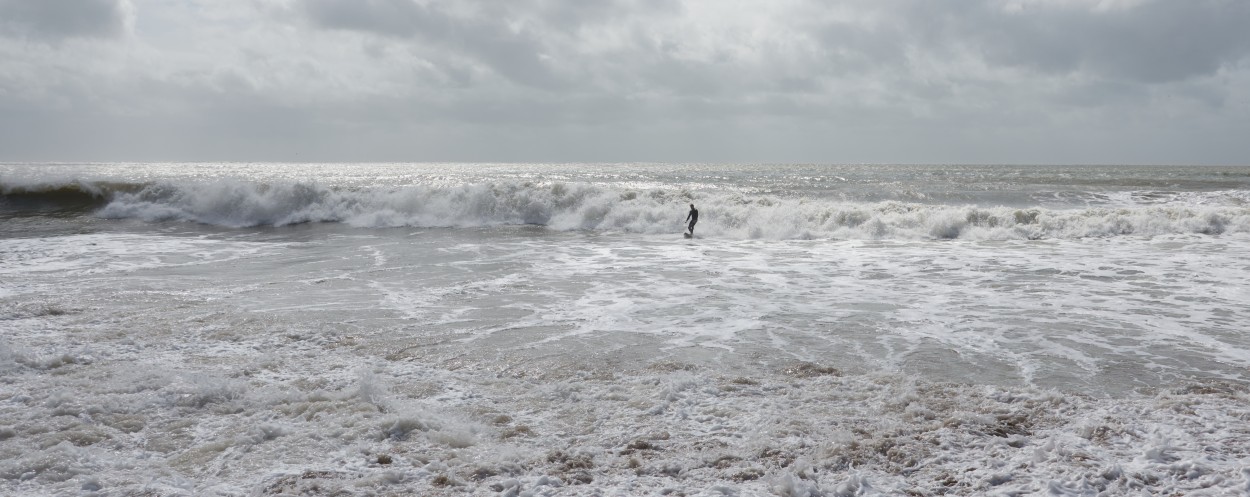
0, 183, 119, 218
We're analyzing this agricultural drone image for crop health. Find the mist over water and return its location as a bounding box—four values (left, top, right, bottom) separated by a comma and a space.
3, 163, 1250, 495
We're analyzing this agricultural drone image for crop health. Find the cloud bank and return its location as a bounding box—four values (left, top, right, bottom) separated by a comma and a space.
1, 0, 1247, 163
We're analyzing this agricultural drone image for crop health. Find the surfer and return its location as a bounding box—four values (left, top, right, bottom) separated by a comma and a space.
685, 203, 699, 236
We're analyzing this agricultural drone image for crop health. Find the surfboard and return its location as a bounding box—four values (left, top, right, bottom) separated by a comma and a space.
684, 233, 693, 239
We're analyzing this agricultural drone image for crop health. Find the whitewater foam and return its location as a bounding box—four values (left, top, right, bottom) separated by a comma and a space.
4, 162, 1250, 495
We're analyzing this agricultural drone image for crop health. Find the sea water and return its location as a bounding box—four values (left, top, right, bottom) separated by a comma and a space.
2, 162, 1249, 496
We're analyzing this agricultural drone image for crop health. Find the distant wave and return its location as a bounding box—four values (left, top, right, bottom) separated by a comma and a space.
5, 179, 1250, 240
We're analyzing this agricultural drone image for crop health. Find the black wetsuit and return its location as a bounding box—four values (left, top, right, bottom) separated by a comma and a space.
686, 207, 699, 234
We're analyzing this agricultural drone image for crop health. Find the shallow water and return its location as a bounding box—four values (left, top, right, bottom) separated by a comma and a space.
2, 163, 1250, 495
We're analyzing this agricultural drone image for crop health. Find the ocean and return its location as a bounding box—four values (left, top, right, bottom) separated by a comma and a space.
2, 162, 1249, 496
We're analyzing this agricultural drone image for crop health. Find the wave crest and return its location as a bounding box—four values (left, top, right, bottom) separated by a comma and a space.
8, 179, 1250, 240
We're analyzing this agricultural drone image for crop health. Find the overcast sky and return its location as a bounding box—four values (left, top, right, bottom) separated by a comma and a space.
1, 0, 1247, 164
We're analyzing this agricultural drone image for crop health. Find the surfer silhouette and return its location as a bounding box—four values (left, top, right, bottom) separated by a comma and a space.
685, 203, 699, 236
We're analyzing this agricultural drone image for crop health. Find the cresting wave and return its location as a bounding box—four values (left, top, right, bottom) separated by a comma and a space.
0, 181, 133, 216
5, 179, 1250, 240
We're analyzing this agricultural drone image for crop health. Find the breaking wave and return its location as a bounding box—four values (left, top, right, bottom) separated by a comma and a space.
5, 179, 1250, 240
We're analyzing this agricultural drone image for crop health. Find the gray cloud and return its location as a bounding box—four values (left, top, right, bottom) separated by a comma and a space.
0, 0, 1247, 163
301, 0, 563, 89
302, 0, 437, 38
927, 0, 1250, 84
0, 0, 127, 42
